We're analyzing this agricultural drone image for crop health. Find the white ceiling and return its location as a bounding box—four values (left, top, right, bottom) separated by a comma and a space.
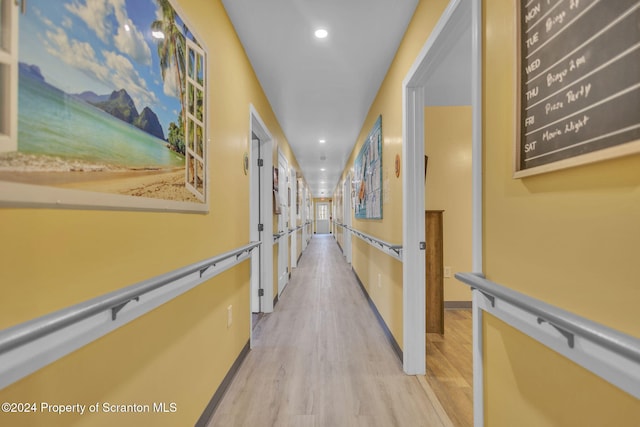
424, 24, 471, 107
221, 0, 419, 198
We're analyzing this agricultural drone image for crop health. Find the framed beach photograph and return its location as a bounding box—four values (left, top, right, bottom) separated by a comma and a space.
0, 0, 208, 212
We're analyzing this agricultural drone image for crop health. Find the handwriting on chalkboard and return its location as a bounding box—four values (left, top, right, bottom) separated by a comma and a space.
516, 0, 640, 177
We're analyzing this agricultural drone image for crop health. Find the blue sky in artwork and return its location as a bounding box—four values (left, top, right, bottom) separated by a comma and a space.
18, 0, 190, 135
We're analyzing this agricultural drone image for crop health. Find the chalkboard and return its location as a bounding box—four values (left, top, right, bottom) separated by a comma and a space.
516, 0, 640, 177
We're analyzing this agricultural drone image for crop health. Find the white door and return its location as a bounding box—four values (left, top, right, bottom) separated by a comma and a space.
250, 106, 274, 316
343, 175, 352, 263
302, 188, 308, 250
316, 202, 330, 234
250, 133, 263, 313
290, 169, 298, 268
307, 195, 312, 242
277, 152, 289, 296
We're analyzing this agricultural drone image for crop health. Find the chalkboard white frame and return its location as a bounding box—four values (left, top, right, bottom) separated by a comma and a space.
514, 1, 640, 179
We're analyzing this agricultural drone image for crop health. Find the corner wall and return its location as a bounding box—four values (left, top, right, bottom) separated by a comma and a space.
483, 1, 640, 425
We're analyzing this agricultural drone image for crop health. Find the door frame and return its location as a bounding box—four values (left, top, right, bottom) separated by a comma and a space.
277, 150, 289, 297
301, 187, 309, 250
290, 168, 298, 269
249, 105, 274, 324
342, 174, 352, 263
401, 0, 483, 376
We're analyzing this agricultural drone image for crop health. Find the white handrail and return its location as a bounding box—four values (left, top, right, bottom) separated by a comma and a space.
273, 231, 287, 242
456, 272, 640, 399
0, 241, 261, 390
335, 222, 402, 261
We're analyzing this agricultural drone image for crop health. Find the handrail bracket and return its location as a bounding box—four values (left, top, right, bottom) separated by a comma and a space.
475, 288, 495, 307
111, 297, 140, 321
537, 317, 575, 349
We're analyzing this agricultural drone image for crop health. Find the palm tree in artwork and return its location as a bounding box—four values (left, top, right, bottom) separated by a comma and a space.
152, 0, 186, 122
152, 0, 196, 184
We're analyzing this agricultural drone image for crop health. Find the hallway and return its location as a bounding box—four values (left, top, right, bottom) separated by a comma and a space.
207, 235, 451, 426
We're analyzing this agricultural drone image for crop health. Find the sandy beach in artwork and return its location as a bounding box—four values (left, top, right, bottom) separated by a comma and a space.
0, 152, 200, 203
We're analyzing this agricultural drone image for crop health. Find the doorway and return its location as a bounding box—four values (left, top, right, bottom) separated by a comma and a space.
342, 175, 352, 263
315, 202, 330, 234
249, 105, 275, 330
290, 169, 298, 269
401, 0, 482, 377
277, 151, 289, 297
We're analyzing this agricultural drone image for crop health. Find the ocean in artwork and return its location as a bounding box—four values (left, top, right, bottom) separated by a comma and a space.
18, 72, 184, 169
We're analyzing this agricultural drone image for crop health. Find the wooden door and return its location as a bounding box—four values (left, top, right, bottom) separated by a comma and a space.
426, 210, 444, 334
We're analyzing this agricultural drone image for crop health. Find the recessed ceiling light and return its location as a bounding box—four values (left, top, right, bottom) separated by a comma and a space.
320, 168, 326, 171
314, 29, 328, 39
319, 139, 326, 143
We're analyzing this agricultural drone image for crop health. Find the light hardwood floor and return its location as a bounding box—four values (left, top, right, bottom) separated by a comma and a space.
426, 310, 473, 427
207, 235, 451, 427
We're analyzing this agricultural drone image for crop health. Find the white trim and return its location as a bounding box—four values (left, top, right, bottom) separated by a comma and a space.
470, 1, 484, 424
472, 288, 484, 427
471, 0, 483, 275
402, 84, 426, 375
249, 105, 274, 318
402, 0, 483, 379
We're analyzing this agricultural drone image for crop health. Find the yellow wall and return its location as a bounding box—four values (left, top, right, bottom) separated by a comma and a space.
335, 0, 450, 347
352, 238, 404, 345
0, 1, 306, 425
484, 314, 640, 427
424, 106, 472, 302
483, 0, 640, 424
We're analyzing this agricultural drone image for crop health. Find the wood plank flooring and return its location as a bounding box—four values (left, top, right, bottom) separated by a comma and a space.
426, 310, 473, 427
207, 235, 450, 427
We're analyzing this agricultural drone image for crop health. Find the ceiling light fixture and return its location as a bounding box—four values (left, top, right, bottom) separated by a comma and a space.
320, 168, 326, 171
319, 139, 326, 143
314, 29, 328, 39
